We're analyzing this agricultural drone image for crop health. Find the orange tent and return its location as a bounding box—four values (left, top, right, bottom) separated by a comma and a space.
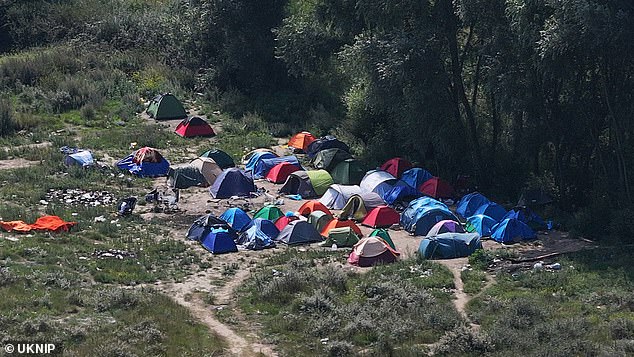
298, 200, 332, 217
320, 219, 363, 237
288, 131, 316, 152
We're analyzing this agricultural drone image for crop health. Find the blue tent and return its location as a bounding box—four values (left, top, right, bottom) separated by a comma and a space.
473, 202, 507, 222
491, 218, 536, 243
200, 229, 238, 254
186, 214, 233, 241
465, 214, 497, 237
382, 180, 422, 205
245, 151, 278, 172
401, 204, 460, 236
418, 233, 482, 259
401, 168, 433, 189
403, 196, 448, 213
64, 150, 94, 167
252, 155, 301, 179
210, 168, 256, 198
503, 207, 546, 230
116, 148, 170, 178
219, 208, 252, 232
237, 225, 276, 250
241, 218, 280, 238
456, 192, 490, 219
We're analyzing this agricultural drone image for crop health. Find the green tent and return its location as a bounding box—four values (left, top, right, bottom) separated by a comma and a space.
146, 93, 187, 120
339, 194, 368, 221
200, 149, 235, 169
369, 228, 396, 250
331, 159, 365, 185
253, 205, 284, 221
306, 170, 333, 196
167, 166, 207, 189
307, 210, 333, 233
321, 227, 359, 247
311, 148, 352, 171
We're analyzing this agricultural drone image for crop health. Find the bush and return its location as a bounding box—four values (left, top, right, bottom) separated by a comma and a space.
0, 99, 16, 136
433, 325, 494, 355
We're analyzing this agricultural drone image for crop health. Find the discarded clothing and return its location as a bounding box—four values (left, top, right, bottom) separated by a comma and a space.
0, 215, 77, 233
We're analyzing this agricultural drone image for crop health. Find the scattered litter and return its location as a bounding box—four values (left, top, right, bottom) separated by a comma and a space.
533, 262, 544, 271
320, 338, 329, 344
285, 194, 302, 200
274, 198, 284, 205
93, 249, 136, 260
3, 236, 19, 242
46, 188, 116, 207
94, 216, 106, 223
546, 263, 562, 270
39, 200, 48, 205
331, 243, 338, 251
71, 212, 78, 216
117, 197, 137, 216
78, 256, 88, 260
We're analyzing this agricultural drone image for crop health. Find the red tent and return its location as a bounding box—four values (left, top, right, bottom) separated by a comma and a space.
320, 219, 363, 237
174, 117, 216, 137
265, 162, 301, 184
419, 177, 455, 199
274, 215, 299, 231
380, 158, 412, 178
288, 131, 316, 151
298, 200, 332, 217
361, 205, 400, 228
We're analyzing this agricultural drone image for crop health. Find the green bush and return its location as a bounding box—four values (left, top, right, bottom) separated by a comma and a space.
0, 99, 15, 136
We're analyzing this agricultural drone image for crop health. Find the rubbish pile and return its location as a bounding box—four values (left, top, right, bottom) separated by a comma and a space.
44, 188, 116, 207
92, 249, 137, 260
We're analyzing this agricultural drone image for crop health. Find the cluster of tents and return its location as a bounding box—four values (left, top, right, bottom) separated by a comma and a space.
184, 201, 399, 266
147, 93, 216, 137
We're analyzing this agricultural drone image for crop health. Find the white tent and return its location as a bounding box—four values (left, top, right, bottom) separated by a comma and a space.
319, 184, 362, 209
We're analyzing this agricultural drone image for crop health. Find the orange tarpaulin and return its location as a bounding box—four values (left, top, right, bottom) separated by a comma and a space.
0, 215, 77, 233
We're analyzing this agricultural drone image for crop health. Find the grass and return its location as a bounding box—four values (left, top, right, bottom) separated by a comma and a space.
236, 249, 463, 356
461, 269, 488, 295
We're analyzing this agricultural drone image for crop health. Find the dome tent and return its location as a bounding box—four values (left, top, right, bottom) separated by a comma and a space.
219, 207, 252, 232
146, 93, 187, 120
209, 168, 256, 198
277, 221, 323, 245
200, 148, 235, 169
348, 237, 400, 267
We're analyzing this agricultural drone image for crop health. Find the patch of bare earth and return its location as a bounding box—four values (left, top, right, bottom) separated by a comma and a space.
0, 158, 39, 170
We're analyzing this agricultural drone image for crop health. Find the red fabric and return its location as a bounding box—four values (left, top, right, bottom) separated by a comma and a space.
361, 206, 400, 228
298, 201, 332, 217
0, 216, 77, 233
266, 162, 300, 183
321, 219, 363, 237
133, 147, 164, 164
419, 177, 454, 198
175, 118, 216, 137
380, 158, 412, 178
274, 216, 299, 231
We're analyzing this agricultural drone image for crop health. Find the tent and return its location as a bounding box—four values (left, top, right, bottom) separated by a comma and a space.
167, 165, 208, 189
502, 207, 546, 231
253, 205, 284, 222
321, 219, 363, 237
319, 185, 362, 209
64, 150, 94, 167
473, 202, 507, 222
174, 116, 215, 137
490, 218, 536, 243
266, 162, 301, 183
306, 135, 350, 158
401, 196, 449, 216
517, 189, 553, 207
426, 220, 465, 237
360, 170, 398, 198
288, 131, 316, 152
242, 148, 276, 165
279, 171, 318, 198
298, 200, 332, 217
245, 151, 279, 172
401, 168, 433, 189
219, 207, 252, 232
238, 225, 276, 250
418, 233, 482, 259
321, 227, 359, 247
306, 170, 334, 196
348, 237, 400, 267
209, 168, 256, 198
187, 214, 233, 241
400, 204, 460, 236
116, 147, 170, 177
274, 215, 299, 231
277, 221, 323, 245
146, 93, 187, 120
190, 157, 222, 186
382, 180, 422, 205
362, 206, 400, 228
339, 192, 384, 221
311, 148, 352, 171
252, 155, 300, 179
330, 159, 365, 185
201, 229, 238, 254
369, 228, 396, 250
419, 177, 455, 199
307, 211, 334, 233
200, 149, 235, 169
241, 218, 280, 240
465, 214, 497, 237
456, 192, 490, 219
380, 158, 412, 179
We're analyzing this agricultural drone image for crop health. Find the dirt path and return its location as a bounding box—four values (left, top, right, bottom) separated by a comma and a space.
0, 158, 38, 170
1, 141, 52, 151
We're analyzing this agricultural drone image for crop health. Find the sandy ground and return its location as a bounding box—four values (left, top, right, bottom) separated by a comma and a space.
0, 158, 39, 170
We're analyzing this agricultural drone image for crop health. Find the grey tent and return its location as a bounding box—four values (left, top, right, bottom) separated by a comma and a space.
167, 166, 207, 189
340, 192, 386, 221
277, 221, 323, 245
311, 148, 353, 171
319, 184, 362, 209
279, 171, 317, 198
307, 210, 334, 233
